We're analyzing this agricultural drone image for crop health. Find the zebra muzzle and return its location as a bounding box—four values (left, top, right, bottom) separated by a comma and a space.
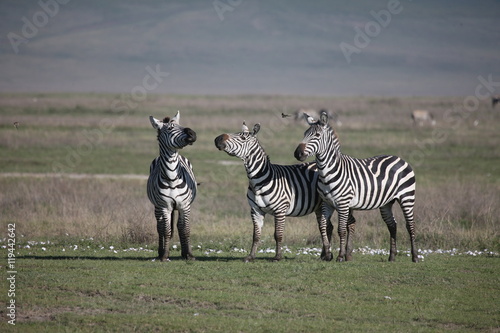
184, 128, 197, 145
294, 143, 308, 162
214, 134, 227, 151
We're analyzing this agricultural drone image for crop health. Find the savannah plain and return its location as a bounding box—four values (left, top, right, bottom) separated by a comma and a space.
1, 93, 499, 332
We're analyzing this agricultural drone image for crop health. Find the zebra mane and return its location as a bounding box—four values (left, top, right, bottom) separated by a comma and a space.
245, 133, 270, 164
328, 124, 342, 152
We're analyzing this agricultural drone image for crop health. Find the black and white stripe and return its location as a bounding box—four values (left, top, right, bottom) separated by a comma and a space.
294, 111, 418, 262
147, 111, 197, 261
215, 123, 333, 262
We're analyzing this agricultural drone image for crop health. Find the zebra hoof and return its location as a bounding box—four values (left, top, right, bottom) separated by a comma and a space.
321, 253, 333, 261
158, 257, 170, 262
244, 256, 254, 263
271, 256, 282, 262
336, 256, 345, 262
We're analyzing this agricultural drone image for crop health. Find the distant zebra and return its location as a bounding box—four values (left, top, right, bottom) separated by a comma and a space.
411, 110, 435, 126
215, 123, 333, 262
294, 111, 418, 262
492, 95, 500, 108
147, 111, 197, 261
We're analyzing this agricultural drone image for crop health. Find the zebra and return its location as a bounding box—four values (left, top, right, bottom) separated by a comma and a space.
147, 111, 197, 261
294, 111, 418, 262
411, 110, 436, 126
214, 122, 334, 262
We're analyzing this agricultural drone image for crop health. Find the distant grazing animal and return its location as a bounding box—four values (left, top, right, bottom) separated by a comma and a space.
281, 112, 291, 118
294, 109, 342, 127
13, 122, 19, 129
215, 123, 334, 262
492, 95, 500, 108
411, 110, 435, 126
147, 111, 197, 261
294, 111, 418, 263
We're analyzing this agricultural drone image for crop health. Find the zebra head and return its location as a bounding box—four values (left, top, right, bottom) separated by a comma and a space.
150, 111, 197, 151
294, 110, 335, 162
214, 122, 261, 159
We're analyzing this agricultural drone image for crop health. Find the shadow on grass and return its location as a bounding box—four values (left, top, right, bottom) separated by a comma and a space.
19, 255, 153, 261
19, 255, 295, 262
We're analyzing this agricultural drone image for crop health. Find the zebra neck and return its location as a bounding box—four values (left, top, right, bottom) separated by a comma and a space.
243, 147, 271, 180
316, 138, 343, 174
158, 149, 180, 180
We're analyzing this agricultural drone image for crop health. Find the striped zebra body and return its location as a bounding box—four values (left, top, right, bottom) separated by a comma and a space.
215, 123, 333, 262
295, 111, 418, 262
147, 112, 197, 261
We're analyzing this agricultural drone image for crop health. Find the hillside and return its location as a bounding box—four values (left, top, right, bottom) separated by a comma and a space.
0, 0, 499, 96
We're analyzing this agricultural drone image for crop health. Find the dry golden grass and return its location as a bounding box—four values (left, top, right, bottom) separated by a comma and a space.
1, 93, 499, 252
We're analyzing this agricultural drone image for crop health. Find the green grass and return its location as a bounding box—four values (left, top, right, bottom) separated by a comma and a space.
1, 93, 499, 331
1, 243, 499, 332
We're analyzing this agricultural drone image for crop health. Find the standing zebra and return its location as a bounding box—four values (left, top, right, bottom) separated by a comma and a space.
294, 111, 418, 262
215, 122, 333, 262
147, 111, 197, 261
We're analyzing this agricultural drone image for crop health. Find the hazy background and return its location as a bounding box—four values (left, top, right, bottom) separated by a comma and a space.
1, 0, 499, 96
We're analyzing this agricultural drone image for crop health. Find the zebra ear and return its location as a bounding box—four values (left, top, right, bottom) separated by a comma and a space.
171, 110, 180, 124
252, 123, 261, 136
242, 121, 249, 133
304, 113, 315, 126
150, 116, 164, 130
319, 110, 328, 126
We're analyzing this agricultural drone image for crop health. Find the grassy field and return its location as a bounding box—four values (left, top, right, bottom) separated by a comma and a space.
1, 93, 499, 331
1, 245, 499, 332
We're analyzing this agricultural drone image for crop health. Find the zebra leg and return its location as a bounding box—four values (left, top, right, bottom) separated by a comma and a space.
336, 207, 350, 262
245, 209, 264, 263
400, 200, 418, 263
316, 203, 334, 261
345, 211, 356, 261
177, 207, 195, 261
380, 203, 397, 262
272, 212, 286, 262
155, 207, 173, 262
